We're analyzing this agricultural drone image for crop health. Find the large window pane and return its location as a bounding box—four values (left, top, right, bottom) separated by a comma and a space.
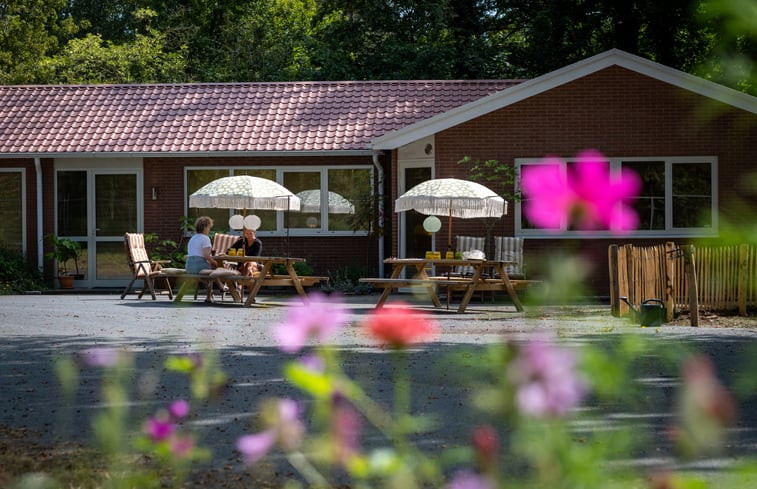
0, 172, 23, 251
95, 174, 137, 236
519, 162, 562, 231
623, 161, 665, 230
284, 171, 321, 229
57, 171, 88, 236
328, 168, 372, 231
234, 169, 277, 232
673, 162, 712, 228
187, 169, 230, 231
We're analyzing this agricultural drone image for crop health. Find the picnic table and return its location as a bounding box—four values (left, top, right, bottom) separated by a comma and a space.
214, 255, 327, 307
360, 257, 526, 313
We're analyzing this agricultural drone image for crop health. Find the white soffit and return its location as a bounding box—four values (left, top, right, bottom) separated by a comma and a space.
372, 48, 757, 150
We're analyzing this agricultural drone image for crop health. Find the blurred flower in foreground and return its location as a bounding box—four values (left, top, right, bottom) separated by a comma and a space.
143, 399, 197, 458
78, 347, 128, 367
364, 304, 439, 348
471, 424, 499, 473
508, 340, 586, 417
447, 470, 495, 489
670, 354, 738, 457
521, 150, 640, 233
275, 291, 349, 353
237, 398, 305, 465
331, 392, 363, 467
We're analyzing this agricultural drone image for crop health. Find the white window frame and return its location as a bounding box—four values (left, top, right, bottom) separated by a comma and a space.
514, 156, 718, 238
0, 168, 26, 253
184, 165, 374, 237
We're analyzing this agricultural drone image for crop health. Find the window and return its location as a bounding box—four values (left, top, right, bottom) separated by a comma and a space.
515, 156, 717, 237
185, 166, 373, 236
0, 170, 25, 252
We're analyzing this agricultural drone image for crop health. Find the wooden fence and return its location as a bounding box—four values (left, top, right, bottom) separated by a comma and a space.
609, 242, 757, 325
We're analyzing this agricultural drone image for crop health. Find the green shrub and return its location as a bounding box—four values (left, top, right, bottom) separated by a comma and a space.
325, 265, 373, 294
271, 261, 314, 276
0, 247, 47, 294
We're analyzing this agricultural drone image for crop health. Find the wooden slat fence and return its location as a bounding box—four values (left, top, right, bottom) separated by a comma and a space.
609, 242, 756, 321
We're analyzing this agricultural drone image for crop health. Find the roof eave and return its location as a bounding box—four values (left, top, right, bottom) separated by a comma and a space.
372, 48, 757, 150
0, 149, 380, 159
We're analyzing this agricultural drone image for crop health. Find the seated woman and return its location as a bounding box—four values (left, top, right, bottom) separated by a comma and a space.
186, 216, 239, 300
230, 227, 263, 276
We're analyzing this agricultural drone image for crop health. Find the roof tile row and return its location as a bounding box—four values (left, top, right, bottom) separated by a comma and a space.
0, 80, 518, 154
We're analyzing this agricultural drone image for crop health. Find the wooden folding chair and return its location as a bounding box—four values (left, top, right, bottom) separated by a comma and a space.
120, 232, 173, 300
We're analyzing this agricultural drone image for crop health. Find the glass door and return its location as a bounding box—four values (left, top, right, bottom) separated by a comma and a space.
399, 165, 432, 259
56, 168, 141, 287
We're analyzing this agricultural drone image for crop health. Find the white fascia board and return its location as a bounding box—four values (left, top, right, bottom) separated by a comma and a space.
0, 150, 377, 159
372, 48, 757, 150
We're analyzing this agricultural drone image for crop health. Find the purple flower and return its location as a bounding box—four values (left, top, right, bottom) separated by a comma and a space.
447, 470, 495, 489
236, 398, 306, 466
145, 416, 176, 441
298, 353, 325, 372
508, 340, 586, 417
521, 150, 640, 233
169, 399, 190, 419
78, 347, 125, 367
236, 431, 276, 465
331, 394, 362, 465
274, 291, 349, 353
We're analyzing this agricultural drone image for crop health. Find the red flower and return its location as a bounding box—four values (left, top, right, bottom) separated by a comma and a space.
364, 304, 439, 348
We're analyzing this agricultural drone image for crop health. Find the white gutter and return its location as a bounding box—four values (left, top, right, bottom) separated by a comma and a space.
1, 149, 378, 159
34, 157, 43, 271
372, 151, 385, 278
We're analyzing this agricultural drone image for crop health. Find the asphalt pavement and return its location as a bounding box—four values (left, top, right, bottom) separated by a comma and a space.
1, 291, 756, 481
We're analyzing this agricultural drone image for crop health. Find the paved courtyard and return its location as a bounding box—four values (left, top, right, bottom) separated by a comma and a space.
1, 292, 756, 484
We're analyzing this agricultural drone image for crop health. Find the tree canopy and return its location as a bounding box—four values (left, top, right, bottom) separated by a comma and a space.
0, 0, 754, 94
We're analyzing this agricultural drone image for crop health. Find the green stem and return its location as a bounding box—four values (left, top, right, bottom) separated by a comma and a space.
287, 451, 332, 488
392, 349, 411, 452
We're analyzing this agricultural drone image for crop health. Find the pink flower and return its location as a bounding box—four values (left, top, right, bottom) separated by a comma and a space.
331, 393, 362, 465
236, 398, 306, 466
364, 304, 439, 348
170, 434, 195, 458
521, 150, 640, 233
447, 470, 495, 489
78, 347, 125, 367
236, 431, 276, 465
145, 415, 175, 441
274, 291, 348, 353
508, 340, 586, 417
169, 399, 190, 419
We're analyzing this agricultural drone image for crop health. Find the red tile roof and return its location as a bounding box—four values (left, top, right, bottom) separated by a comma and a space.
0, 80, 519, 155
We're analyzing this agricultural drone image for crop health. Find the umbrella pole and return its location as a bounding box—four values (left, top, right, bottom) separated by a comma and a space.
448, 206, 452, 250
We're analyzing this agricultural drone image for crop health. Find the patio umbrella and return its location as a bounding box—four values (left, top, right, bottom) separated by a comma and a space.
189, 175, 300, 212
395, 178, 507, 249
296, 189, 355, 214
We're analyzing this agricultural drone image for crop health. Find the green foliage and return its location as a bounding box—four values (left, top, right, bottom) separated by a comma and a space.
271, 260, 314, 277
324, 264, 373, 294
144, 216, 193, 268
44, 234, 82, 276
0, 247, 46, 294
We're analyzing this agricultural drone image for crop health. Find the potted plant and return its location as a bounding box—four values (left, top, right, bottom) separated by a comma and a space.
45, 235, 83, 288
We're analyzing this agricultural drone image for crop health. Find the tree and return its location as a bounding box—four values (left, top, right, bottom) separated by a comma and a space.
0, 0, 79, 83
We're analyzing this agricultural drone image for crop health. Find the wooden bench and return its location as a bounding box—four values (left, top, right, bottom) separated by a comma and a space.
172, 272, 255, 303
359, 278, 444, 289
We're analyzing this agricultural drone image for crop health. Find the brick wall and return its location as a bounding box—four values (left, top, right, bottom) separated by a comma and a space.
430, 66, 757, 295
